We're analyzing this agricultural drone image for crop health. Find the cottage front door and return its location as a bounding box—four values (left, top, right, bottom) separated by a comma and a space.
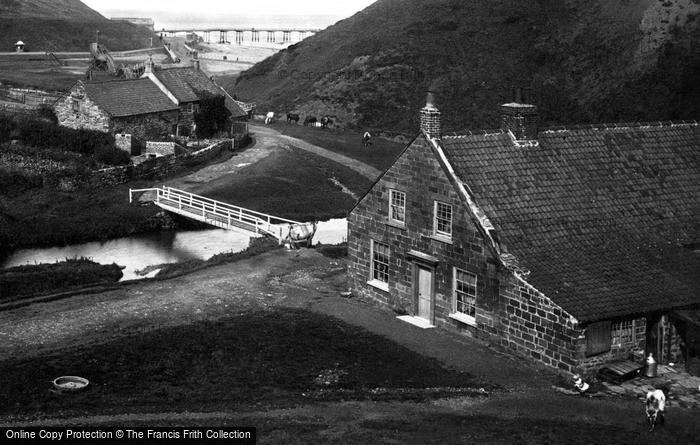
416, 266, 433, 322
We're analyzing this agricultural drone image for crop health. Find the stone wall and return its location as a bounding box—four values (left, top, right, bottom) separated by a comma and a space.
145, 141, 185, 157
0, 86, 60, 108
111, 111, 179, 142
90, 139, 230, 187
498, 278, 581, 373
54, 82, 110, 132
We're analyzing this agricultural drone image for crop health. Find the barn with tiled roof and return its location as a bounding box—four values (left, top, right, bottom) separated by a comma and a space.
348, 93, 700, 375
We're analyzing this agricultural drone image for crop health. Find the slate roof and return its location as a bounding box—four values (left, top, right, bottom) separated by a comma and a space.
440, 123, 700, 323
83, 79, 179, 117
151, 68, 247, 117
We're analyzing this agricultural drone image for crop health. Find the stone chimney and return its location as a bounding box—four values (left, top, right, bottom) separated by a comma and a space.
420, 91, 441, 139
500, 87, 538, 142
192, 58, 200, 72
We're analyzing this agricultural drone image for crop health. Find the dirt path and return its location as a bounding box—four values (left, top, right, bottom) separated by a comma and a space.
251, 124, 382, 180
164, 124, 380, 198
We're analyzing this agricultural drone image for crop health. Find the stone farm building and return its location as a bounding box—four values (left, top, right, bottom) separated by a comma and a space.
347, 93, 700, 375
144, 61, 249, 136
54, 60, 248, 152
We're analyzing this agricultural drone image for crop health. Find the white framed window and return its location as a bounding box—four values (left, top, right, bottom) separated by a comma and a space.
611, 320, 635, 346
389, 189, 406, 224
452, 268, 477, 324
369, 240, 390, 290
187, 103, 195, 113
434, 201, 452, 237
71, 99, 80, 112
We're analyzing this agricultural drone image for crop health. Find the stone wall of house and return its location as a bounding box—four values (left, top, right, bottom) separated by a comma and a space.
54, 82, 110, 132
348, 135, 500, 335
498, 278, 581, 373
111, 111, 179, 142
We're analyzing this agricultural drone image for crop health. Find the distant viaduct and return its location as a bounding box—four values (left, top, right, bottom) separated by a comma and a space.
159, 28, 321, 44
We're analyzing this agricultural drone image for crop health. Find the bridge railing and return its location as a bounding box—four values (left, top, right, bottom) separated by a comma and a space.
130, 186, 301, 241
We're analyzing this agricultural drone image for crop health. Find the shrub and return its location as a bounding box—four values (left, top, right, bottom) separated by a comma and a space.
193, 93, 230, 138
12, 117, 115, 156
94, 146, 130, 166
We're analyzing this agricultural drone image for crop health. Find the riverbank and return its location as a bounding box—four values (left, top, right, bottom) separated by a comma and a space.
0, 258, 122, 303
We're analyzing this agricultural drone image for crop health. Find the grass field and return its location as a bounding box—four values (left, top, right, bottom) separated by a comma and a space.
271, 121, 407, 171
0, 309, 480, 417
201, 145, 373, 222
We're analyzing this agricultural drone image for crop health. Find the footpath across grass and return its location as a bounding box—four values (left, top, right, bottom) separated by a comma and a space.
271, 121, 407, 171
202, 145, 372, 222
0, 309, 481, 417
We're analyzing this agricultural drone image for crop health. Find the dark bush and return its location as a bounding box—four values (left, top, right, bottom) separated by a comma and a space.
193, 93, 230, 138
0, 168, 43, 193
12, 117, 115, 156
94, 145, 130, 166
36, 105, 58, 124
0, 115, 17, 142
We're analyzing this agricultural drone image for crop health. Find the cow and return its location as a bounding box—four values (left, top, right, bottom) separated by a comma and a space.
284, 222, 318, 248
287, 113, 300, 124
265, 111, 275, 124
645, 389, 666, 432
320, 116, 333, 128
304, 116, 317, 127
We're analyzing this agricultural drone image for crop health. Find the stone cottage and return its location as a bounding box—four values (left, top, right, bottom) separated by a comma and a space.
347, 93, 700, 375
144, 60, 248, 137
54, 58, 249, 151
53, 79, 180, 152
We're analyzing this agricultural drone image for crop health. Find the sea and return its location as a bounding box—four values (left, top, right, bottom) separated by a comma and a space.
103, 10, 343, 31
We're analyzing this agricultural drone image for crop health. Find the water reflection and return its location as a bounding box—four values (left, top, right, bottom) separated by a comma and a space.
2, 218, 348, 281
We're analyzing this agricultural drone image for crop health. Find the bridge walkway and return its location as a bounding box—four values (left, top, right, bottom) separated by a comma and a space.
130, 187, 302, 242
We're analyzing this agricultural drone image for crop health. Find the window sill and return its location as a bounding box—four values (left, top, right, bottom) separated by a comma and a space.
430, 234, 453, 245
449, 312, 477, 327
367, 279, 389, 293
384, 219, 406, 230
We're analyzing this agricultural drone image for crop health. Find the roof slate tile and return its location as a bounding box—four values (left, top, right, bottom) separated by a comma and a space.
441, 123, 700, 323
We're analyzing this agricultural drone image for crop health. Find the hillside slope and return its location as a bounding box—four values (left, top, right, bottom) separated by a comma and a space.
229, 0, 700, 133
0, 0, 156, 52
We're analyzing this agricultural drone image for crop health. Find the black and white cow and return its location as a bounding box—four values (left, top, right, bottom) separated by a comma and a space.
645, 389, 666, 432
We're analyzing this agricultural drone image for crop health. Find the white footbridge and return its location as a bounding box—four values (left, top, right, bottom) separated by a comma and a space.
129, 186, 305, 243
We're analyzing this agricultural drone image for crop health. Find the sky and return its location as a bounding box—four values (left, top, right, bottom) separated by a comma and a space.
81, 0, 376, 18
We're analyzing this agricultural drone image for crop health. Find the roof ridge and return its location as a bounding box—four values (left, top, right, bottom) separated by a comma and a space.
542, 120, 699, 133
444, 128, 507, 138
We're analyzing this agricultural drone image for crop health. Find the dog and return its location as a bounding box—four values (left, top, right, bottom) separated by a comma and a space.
645, 389, 666, 432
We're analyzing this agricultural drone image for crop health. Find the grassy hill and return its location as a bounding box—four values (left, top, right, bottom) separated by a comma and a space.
228, 0, 700, 133
0, 0, 156, 52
